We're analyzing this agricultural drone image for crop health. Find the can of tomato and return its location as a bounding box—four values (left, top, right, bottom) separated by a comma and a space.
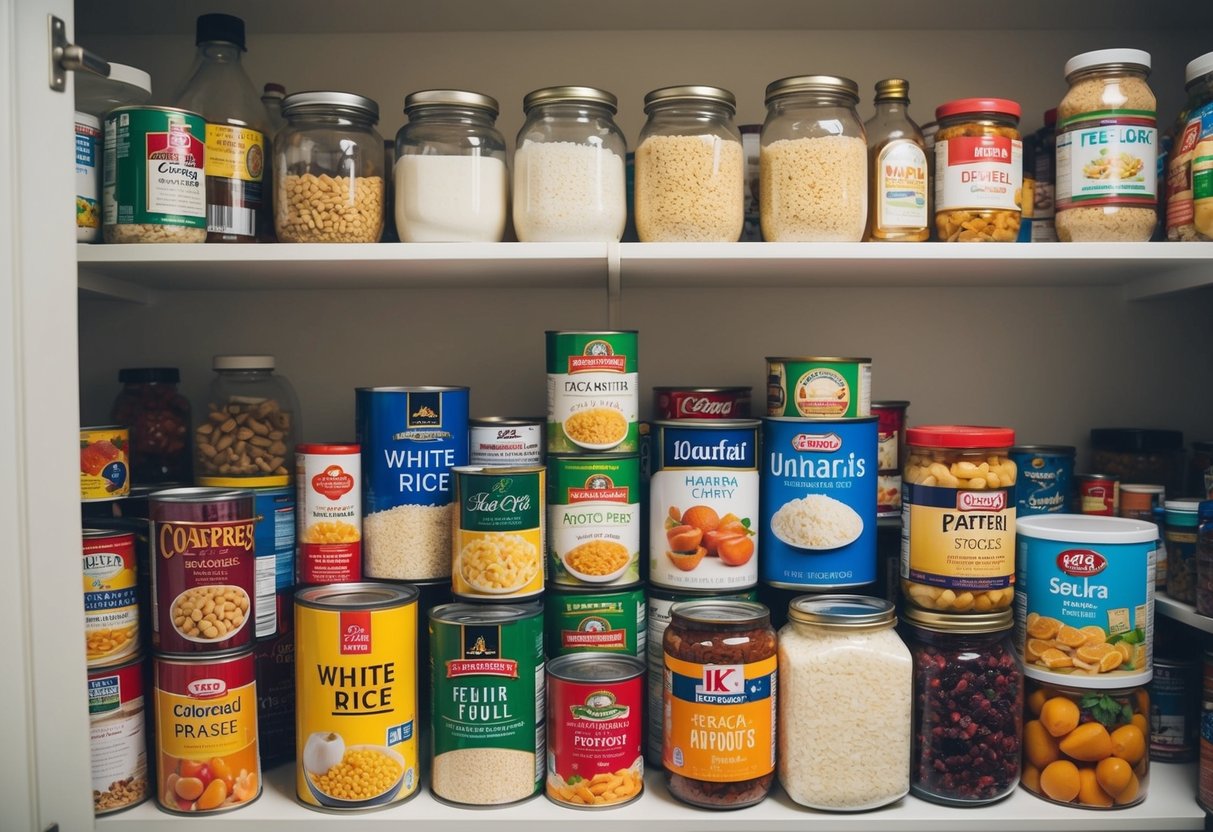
654, 387, 752, 420
1077, 473, 1120, 516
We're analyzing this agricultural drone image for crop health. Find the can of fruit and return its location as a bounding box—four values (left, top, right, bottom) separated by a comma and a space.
766, 356, 871, 419
83, 529, 140, 667
545, 584, 646, 657
296, 443, 361, 584
81, 425, 131, 501
1077, 473, 1120, 516
547, 454, 641, 587
451, 465, 546, 601
470, 418, 544, 466
654, 387, 752, 420
89, 656, 149, 815
1149, 657, 1199, 762
547, 331, 639, 454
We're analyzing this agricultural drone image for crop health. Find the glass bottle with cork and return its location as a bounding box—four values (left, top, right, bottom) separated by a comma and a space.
864, 79, 929, 242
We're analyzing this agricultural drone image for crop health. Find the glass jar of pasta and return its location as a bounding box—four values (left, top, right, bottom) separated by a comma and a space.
934, 99, 1023, 241
902, 426, 1017, 612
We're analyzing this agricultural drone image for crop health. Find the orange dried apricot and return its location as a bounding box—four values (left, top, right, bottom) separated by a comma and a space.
1059, 721, 1113, 761
1039, 760, 1081, 802
1110, 724, 1146, 764
1114, 773, 1141, 805
1095, 756, 1133, 797
1024, 719, 1061, 769
1040, 697, 1080, 738
1077, 766, 1114, 807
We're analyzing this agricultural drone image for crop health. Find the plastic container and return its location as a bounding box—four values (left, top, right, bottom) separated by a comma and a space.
110, 367, 191, 484
1165, 498, 1201, 604
1089, 428, 1185, 496
934, 98, 1023, 242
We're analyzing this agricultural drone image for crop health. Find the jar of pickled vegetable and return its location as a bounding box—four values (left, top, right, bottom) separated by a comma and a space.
934, 99, 1023, 241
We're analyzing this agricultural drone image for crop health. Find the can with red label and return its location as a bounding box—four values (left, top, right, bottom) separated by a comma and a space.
1077, 472, 1120, 516
872, 401, 909, 517
296, 443, 362, 584
151, 487, 256, 654
83, 529, 141, 668
546, 653, 644, 808
654, 387, 752, 420
89, 657, 150, 815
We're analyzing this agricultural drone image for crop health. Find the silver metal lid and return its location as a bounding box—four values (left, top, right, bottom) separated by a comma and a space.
548, 653, 645, 683
643, 85, 736, 113
764, 75, 860, 105
430, 601, 543, 625
902, 607, 1013, 634
788, 594, 895, 628
282, 91, 379, 122
523, 86, 617, 113
295, 582, 418, 611
669, 600, 769, 628
149, 486, 253, 503
404, 89, 499, 118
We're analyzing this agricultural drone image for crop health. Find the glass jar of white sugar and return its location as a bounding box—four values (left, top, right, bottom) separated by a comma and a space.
760, 75, 868, 242
777, 595, 912, 810
394, 90, 508, 242
635, 86, 743, 242
513, 86, 627, 242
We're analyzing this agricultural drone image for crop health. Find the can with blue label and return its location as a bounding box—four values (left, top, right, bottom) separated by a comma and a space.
252, 486, 295, 638
1010, 445, 1076, 516
357, 387, 469, 582
761, 417, 877, 589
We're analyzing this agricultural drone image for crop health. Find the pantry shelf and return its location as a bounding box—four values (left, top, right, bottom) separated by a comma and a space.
1155, 591, 1213, 634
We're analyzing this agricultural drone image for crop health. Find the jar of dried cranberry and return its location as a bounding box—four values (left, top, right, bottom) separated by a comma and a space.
109, 367, 191, 483
662, 600, 776, 808
902, 606, 1022, 805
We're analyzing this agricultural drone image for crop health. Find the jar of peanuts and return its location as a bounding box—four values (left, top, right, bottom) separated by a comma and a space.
901, 425, 1017, 613
110, 367, 191, 484
934, 99, 1024, 242
274, 91, 385, 242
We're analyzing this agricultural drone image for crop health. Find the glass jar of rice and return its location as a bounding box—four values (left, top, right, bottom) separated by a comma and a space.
1055, 49, 1158, 242
777, 595, 911, 810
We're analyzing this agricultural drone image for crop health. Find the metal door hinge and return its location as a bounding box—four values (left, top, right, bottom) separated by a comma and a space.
49, 15, 109, 92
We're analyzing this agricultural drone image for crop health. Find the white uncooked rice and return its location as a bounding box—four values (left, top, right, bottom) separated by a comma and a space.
771, 493, 863, 549
431, 748, 537, 805
512, 140, 626, 241
363, 502, 452, 580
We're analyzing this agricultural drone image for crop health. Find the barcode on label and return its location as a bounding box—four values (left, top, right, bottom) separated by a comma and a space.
207, 204, 256, 237
254, 556, 277, 638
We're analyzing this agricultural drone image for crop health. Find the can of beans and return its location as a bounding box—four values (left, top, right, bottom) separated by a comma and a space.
547, 331, 639, 454
150, 487, 255, 654
1077, 472, 1120, 516
295, 582, 420, 811
654, 387, 752, 420
766, 357, 872, 419
153, 650, 261, 814
83, 529, 141, 667
1149, 657, 1199, 761
81, 425, 131, 501
873, 401, 909, 517
548, 454, 641, 587
546, 654, 645, 808
546, 584, 645, 657
470, 418, 544, 466
1010, 445, 1076, 516
451, 465, 545, 601
255, 591, 295, 770
296, 443, 361, 585
89, 656, 149, 815
251, 486, 293, 639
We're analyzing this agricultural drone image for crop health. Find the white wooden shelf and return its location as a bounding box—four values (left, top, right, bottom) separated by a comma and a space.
1156, 591, 1213, 635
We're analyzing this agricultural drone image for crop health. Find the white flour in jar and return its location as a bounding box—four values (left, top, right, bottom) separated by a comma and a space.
394, 154, 508, 242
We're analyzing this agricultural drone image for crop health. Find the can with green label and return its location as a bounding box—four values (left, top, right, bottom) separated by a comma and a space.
546, 331, 639, 454
546, 584, 645, 657
451, 465, 545, 602
547, 454, 640, 587
766, 356, 872, 419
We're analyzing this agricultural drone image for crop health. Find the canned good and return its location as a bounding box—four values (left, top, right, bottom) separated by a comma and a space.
1121, 484, 1166, 588
452, 465, 545, 601
761, 417, 877, 590
411, 579, 453, 752
255, 591, 295, 769
1010, 445, 1076, 516
1149, 658, 1198, 761
89, 657, 149, 815
357, 386, 469, 581
546, 654, 645, 808
546, 331, 639, 454
654, 387, 752, 420
153, 651, 261, 814
151, 487, 255, 654
766, 356, 872, 419
1202, 710, 1213, 812
1077, 473, 1120, 516
1192, 441, 1213, 500
873, 401, 909, 517
295, 583, 419, 811
296, 443, 361, 584
469, 418, 544, 466
77, 111, 102, 242
83, 529, 140, 667
545, 584, 645, 656
1166, 498, 1202, 603
649, 419, 760, 590
428, 602, 544, 806
251, 486, 293, 638
81, 425, 130, 501
548, 454, 640, 587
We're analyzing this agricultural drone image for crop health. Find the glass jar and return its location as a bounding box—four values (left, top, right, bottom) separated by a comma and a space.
902, 426, 1017, 612
1022, 679, 1148, 808
903, 608, 1022, 805
1033, 109, 1059, 241
1167, 52, 1213, 241
194, 355, 300, 488
513, 86, 627, 242
662, 600, 776, 809
110, 367, 191, 484
1055, 49, 1157, 242
274, 91, 385, 242
864, 79, 929, 242
760, 75, 867, 242
1090, 427, 1186, 497
778, 595, 911, 810
934, 98, 1023, 242
635, 85, 743, 242
394, 89, 508, 242
1168, 497, 1202, 604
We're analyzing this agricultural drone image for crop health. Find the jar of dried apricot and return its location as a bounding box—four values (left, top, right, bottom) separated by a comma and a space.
901, 425, 1016, 612
933, 99, 1023, 241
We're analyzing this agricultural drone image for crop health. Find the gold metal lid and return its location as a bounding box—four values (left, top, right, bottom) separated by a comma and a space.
901, 606, 1014, 634
788, 594, 895, 629
764, 75, 859, 105
874, 79, 910, 103
404, 89, 499, 118
643, 85, 736, 113
523, 86, 617, 113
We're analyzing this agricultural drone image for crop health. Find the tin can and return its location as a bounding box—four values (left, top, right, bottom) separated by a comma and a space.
296, 443, 361, 584
1121, 484, 1166, 587
1149, 657, 1199, 761
470, 418, 544, 466
1077, 472, 1120, 516
255, 591, 295, 770
411, 579, 453, 755
251, 486, 293, 639
89, 657, 149, 815
548, 454, 641, 587
83, 529, 140, 667
546, 654, 645, 808
873, 401, 909, 517
452, 465, 545, 601
76, 111, 102, 242
295, 583, 419, 811
547, 331, 639, 454
654, 387, 752, 420
81, 425, 131, 501
546, 584, 645, 656
153, 651, 261, 814
428, 602, 545, 806
1202, 710, 1213, 812
766, 356, 872, 419
761, 417, 877, 590
150, 487, 255, 655
1010, 445, 1076, 516
357, 386, 469, 581
103, 105, 207, 243
1165, 498, 1201, 604
649, 419, 760, 591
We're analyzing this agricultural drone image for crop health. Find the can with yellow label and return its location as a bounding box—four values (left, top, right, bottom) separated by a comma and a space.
452, 466, 546, 601
81, 425, 130, 501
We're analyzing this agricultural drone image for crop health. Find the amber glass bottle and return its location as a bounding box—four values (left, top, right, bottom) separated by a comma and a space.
864, 79, 929, 241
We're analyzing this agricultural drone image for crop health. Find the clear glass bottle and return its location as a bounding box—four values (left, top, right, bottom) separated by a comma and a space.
174, 13, 271, 243
110, 367, 192, 484
394, 90, 508, 242
513, 86, 627, 242
261, 82, 288, 138
274, 91, 385, 243
635, 85, 743, 242
864, 79, 929, 242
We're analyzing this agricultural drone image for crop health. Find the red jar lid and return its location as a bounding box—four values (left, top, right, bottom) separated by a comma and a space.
906, 425, 1015, 449
935, 98, 1021, 122
296, 442, 360, 454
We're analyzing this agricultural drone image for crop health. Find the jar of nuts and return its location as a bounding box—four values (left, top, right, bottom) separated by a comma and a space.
195, 355, 299, 488
934, 99, 1024, 242
274, 92, 385, 243
110, 367, 191, 484
902, 425, 1017, 613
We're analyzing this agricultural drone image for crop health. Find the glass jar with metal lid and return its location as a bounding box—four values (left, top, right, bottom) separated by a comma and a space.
274, 91, 385, 242
393, 90, 508, 243
902, 607, 1022, 806
934, 98, 1023, 242
760, 75, 867, 242
635, 85, 743, 242
513, 86, 627, 242
777, 595, 911, 810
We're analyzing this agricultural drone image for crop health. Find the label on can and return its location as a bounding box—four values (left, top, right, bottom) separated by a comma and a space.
547, 331, 639, 454
203, 124, 265, 239
76, 112, 101, 240
766, 357, 872, 419
548, 455, 640, 587
452, 467, 545, 600
1149, 660, 1198, 761
1011, 448, 1075, 516
83, 530, 140, 667
252, 488, 293, 638
104, 107, 206, 230
654, 388, 752, 420
255, 592, 295, 770
470, 420, 544, 466
873, 403, 908, 516
1079, 475, 1119, 516
297, 445, 362, 584
89, 659, 149, 815
545, 586, 646, 656
81, 426, 130, 501
649, 421, 760, 590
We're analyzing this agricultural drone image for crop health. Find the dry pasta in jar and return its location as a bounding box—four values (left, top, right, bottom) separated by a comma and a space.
934, 99, 1023, 242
